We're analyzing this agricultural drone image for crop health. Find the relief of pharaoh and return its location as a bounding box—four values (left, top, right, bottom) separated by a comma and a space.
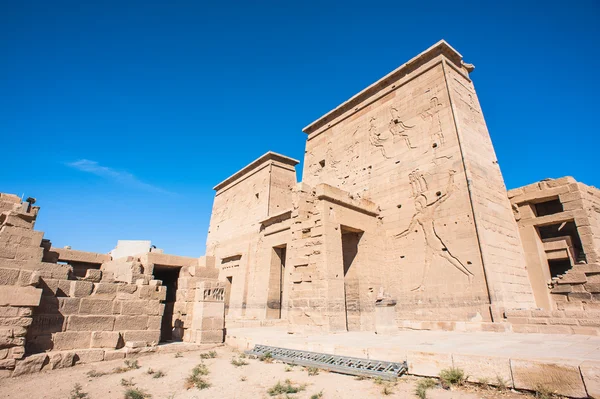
394, 169, 473, 291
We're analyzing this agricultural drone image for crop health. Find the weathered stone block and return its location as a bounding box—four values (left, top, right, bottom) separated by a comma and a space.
510, 359, 587, 398
93, 283, 118, 297
147, 316, 161, 330
0, 317, 32, 327
67, 315, 115, 331
122, 330, 160, 346
580, 360, 600, 398
74, 349, 104, 364
12, 353, 48, 376
0, 268, 19, 285
52, 331, 91, 350
558, 272, 587, 284
121, 300, 148, 315
79, 298, 113, 315
58, 297, 81, 315
407, 351, 453, 377
104, 350, 126, 361
114, 315, 148, 330
91, 331, 121, 349
69, 281, 93, 297
569, 292, 593, 301
0, 286, 42, 307
48, 352, 75, 370
193, 329, 224, 344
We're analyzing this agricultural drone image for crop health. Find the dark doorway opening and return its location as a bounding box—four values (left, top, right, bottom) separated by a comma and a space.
548, 259, 572, 278
153, 265, 181, 342
534, 198, 564, 217
224, 276, 233, 316
341, 227, 363, 331
267, 245, 287, 319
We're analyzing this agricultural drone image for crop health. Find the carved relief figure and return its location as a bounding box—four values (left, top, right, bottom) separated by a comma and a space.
420, 97, 445, 148
389, 107, 416, 150
395, 170, 473, 291
368, 116, 392, 158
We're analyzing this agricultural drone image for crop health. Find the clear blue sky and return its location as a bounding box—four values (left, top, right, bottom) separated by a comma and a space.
1, 1, 598, 257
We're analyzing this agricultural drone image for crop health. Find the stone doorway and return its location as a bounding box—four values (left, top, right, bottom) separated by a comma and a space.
266, 245, 287, 319
341, 227, 363, 331
153, 265, 181, 342
224, 276, 233, 316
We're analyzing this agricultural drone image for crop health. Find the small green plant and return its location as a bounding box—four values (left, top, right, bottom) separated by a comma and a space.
239, 353, 247, 359
307, 366, 319, 376
114, 359, 141, 374
310, 391, 324, 399
495, 375, 508, 391
146, 368, 154, 375
535, 384, 556, 399
477, 377, 489, 387
373, 377, 385, 385
267, 379, 306, 396
174, 352, 183, 358
439, 367, 465, 388
120, 377, 135, 387
259, 351, 274, 363
382, 383, 395, 396
354, 375, 367, 381
123, 387, 151, 399
152, 370, 165, 379
69, 384, 89, 399
86, 369, 107, 378
231, 357, 249, 367
240, 376, 247, 382
284, 364, 294, 372
200, 350, 217, 359
125, 360, 140, 370
415, 378, 437, 399
185, 363, 211, 390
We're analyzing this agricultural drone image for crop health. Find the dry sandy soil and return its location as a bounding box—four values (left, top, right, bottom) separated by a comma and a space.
0, 346, 538, 399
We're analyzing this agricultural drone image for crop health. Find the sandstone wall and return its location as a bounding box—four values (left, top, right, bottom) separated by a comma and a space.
301, 43, 495, 323
206, 152, 298, 320
444, 63, 535, 315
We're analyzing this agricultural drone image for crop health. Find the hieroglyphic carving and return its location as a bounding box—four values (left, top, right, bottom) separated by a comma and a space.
204, 286, 225, 301
368, 116, 392, 158
389, 107, 416, 149
409, 169, 428, 197
395, 170, 473, 291
420, 97, 445, 148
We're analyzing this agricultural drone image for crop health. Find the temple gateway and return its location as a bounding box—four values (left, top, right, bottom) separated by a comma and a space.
1, 40, 599, 377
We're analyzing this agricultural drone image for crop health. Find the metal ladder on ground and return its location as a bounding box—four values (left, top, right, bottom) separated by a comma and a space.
245, 344, 406, 380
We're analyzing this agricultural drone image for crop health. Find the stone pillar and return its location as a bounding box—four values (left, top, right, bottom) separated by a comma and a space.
191, 281, 225, 344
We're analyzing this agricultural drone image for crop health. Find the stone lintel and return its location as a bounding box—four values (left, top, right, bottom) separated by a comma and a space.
146, 252, 199, 268
315, 184, 379, 217
51, 247, 111, 265
260, 209, 292, 228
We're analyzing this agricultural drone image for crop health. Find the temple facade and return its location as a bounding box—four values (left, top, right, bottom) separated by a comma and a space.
1, 40, 599, 377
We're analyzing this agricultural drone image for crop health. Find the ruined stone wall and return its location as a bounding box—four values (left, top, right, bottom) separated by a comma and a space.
302, 46, 493, 322
579, 182, 600, 264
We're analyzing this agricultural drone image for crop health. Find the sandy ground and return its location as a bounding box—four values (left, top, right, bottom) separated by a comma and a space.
0, 346, 537, 399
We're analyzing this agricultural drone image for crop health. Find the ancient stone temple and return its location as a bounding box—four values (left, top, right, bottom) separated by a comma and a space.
1, 40, 599, 377
206, 40, 600, 334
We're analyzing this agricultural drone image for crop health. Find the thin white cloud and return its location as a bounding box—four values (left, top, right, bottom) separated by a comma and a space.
67, 159, 175, 195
